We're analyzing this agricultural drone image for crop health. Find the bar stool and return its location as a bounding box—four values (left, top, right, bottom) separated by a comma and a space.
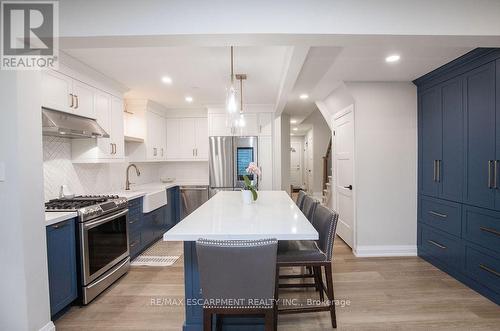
196, 238, 278, 331
276, 205, 339, 328
301, 195, 319, 223
295, 190, 307, 210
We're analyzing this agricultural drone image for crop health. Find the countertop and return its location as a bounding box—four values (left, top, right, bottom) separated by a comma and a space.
163, 191, 318, 241
45, 211, 78, 226
106, 181, 209, 201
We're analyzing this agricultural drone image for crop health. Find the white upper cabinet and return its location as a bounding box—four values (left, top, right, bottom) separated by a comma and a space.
72, 91, 125, 162
110, 97, 125, 159
240, 113, 259, 136
146, 111, 166, 160
42, 70, 73, 113
208, 112, 273, 137
194, 117, 209, 159
208, 113, 232, 136
165, 117, 208, 161
258, 113, 273, 136
72, 80, 96, 119
42, 70, 97, 119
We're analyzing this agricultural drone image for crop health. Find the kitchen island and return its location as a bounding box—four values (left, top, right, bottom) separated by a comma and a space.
163, 191, 318, 331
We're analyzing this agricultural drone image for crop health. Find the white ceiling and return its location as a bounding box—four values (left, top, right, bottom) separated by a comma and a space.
282, 45, 472, 125
65, 42, 473, 121
65, 46, 290, 109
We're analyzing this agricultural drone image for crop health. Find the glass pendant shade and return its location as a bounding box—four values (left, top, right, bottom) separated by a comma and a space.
226, 85, 238, 114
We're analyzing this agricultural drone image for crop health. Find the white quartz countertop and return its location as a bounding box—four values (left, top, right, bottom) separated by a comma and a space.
163, 191, 318, 241
45, 211, 78, 226
106, 181, 209, 201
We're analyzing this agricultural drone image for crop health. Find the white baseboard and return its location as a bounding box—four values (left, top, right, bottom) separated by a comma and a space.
39, 321, 55, 331
353, 245, 417, 257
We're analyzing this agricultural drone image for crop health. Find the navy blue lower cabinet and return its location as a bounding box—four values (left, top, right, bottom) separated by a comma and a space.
128, 198, 144, 259
46, 218, 78, 317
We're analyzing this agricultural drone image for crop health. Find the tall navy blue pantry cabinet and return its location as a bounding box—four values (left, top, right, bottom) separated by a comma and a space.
415, 49, 500, 305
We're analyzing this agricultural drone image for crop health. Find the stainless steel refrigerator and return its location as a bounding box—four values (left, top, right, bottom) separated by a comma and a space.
209, 136, 258, 198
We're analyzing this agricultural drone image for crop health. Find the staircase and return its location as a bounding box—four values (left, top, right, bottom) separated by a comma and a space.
321, 138, 332, 205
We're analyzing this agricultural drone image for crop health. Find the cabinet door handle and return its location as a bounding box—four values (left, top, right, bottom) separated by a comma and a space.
161, 148, 164, 157
259, 125, 262, 133
433, 160, 437, 182
479, 226, 500, 237
110, 143, 114, 154
195, 148, 198, 157
437, 160, 441, 182
75, 95, 79, 109
129, 220, 136, 224
494, 160, 498, 189
428, 211, 447, 219
488, 160, 493, 189
479, 264, 500, 278
69, 93, 74, 108
427, 240, 446, 249
153, 148, 157, 156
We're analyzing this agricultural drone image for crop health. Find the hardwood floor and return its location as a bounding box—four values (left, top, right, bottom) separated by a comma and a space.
55, 239, 500, 330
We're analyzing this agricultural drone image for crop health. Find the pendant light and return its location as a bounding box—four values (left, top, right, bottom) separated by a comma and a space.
225, 46, 238, 127
235, 73, 247, 130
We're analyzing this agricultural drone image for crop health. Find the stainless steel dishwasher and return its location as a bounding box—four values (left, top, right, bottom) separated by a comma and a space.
180, 185, 209, 220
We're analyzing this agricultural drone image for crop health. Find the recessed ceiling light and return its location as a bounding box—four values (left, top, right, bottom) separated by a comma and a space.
185, 96, 193, 103
385, 54, 400, 63
293, 127, 298, 131
290, 119, 297, 124
161, 76, 172, 84
299, 94, 309, 100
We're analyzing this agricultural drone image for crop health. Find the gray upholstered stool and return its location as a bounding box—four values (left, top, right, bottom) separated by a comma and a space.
276, 205, 339, 328
196, 238, 278, 331
295, 190, 307, 210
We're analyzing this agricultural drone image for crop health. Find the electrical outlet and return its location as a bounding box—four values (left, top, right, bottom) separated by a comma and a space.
0, 162, 5, 182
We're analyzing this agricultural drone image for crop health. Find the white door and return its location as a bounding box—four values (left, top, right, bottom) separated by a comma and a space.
72, 81, 96, 119
306, 132, 314, 192
258, 136, 273, 190
110, 97, 124, 159
290, 141, 302, 187
195, 117, 209, 159
42, 70, 73, 113
333, 107, 355, 248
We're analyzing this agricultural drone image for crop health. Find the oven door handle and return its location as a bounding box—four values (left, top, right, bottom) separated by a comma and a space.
84, 209, 129, 230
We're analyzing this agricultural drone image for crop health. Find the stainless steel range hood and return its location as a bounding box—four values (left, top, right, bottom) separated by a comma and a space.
42, 108, 109, 139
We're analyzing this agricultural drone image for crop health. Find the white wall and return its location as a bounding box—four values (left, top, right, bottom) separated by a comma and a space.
0, 72, 53, 331
323, 82, 417, 256
280, 114, 291, 193
302, 109, 331, 196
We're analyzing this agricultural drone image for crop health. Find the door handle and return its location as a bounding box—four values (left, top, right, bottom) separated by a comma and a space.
488, 160, 493, 189
433, 160, 437, 182
428, 211, 447, 218
75, 95, 79, 109
494, 160, 498, 189
437, 160, 441, 183
343, 185, 353, 190
110, 143, 114, 154
479, 264, 500, 278
479, 226, 500, 237
69, 93, 74, 108
427, 240, 446, 249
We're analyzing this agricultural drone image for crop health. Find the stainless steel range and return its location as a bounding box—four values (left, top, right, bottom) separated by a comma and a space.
45, 195, 130, 304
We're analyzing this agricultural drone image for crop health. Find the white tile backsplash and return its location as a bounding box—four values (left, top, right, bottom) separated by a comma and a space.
43, 136, 159, 200
159, 161, 209, 183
